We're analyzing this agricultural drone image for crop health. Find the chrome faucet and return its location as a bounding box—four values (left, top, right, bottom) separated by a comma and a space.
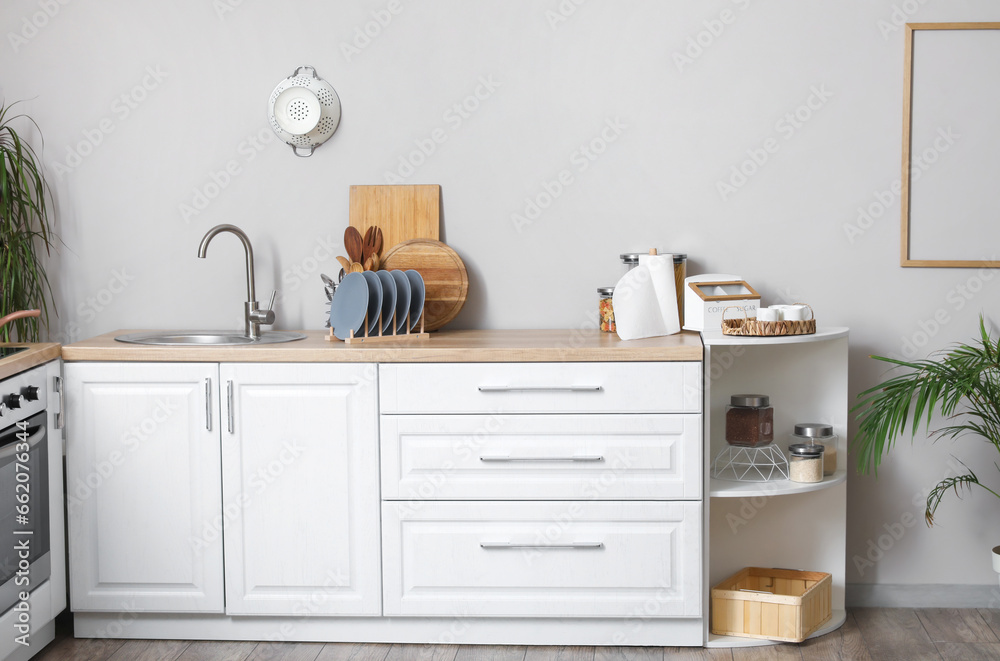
197, 224, 276, 340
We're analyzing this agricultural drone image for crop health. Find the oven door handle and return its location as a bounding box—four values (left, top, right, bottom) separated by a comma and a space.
0, 421, 46, 461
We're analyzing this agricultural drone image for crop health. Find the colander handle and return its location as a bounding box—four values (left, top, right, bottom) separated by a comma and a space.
292, 145, 315, 157
292, 65, 318, 79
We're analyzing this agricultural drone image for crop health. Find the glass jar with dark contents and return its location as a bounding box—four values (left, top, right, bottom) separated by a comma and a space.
725, 394, 774, 447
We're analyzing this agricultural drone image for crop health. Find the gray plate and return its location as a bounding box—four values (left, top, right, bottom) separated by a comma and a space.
405, 270, 425, 331
390, 270, 411, 333
361, 271, 382, 334
329, 272, 368, 340
376, 270, 396, 334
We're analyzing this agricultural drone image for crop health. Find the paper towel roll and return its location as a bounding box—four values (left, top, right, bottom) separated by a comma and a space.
612, 254, 680, 340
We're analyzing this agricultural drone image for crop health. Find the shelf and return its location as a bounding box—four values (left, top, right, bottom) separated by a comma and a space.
701, 326, 848, 347
706, 609, 847, 648
709, 469, 847, 498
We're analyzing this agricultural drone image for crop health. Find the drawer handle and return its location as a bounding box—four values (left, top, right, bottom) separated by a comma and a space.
480, 542, 604, 550
477, 385, 603, 393
479, 455, 605, 463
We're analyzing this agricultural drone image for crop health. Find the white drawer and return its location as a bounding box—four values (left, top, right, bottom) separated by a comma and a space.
382, 501, 702, 618
380, 414, 702, 500
379, 362, 702, 414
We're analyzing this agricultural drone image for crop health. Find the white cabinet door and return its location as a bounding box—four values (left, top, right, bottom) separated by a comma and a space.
382, 501, 702, 618
64, 362, 223, 613
221, 363, 380, 616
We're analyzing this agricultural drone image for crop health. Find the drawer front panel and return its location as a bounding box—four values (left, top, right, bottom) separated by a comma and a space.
379, 362, 701, 414
381, 414, 702, 500
382, 501, 702, 618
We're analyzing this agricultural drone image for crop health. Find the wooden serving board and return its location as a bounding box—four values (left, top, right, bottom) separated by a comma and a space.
349, 185, 440, 254
381, 239, 468, 331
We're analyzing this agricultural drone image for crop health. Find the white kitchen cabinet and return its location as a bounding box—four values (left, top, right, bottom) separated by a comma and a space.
65, 361, 380, 617
62, 330, 707, 645
220, 363, 380, 616
64, 362, 224, 613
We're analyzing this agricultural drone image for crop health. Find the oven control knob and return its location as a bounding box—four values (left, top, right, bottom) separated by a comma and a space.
22, 386, 38, 402
4, 394, 22, 409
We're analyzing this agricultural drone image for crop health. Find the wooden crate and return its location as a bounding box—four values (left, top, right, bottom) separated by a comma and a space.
711, 567, 832, 643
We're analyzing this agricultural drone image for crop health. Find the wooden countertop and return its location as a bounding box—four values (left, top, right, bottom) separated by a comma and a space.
62, 329, 703, 363
0, 343, 61, 379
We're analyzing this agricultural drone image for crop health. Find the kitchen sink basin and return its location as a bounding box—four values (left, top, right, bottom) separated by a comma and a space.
115, 331, 307, 346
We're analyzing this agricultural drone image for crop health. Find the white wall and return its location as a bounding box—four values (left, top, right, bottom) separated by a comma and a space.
4, 0, 1000, 599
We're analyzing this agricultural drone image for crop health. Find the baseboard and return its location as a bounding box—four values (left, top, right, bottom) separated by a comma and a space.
847, 583, 1000, 608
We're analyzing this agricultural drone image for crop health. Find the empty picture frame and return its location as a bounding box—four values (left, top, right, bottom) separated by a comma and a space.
901, 22, 1000, 268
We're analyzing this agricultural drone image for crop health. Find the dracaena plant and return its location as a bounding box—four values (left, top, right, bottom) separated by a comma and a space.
0, 100, 56, 341
853, 315, 1000, 525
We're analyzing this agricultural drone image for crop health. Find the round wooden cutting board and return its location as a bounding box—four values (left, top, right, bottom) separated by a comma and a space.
380, 239, 469, 331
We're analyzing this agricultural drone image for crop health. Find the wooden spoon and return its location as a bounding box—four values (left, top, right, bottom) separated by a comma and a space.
372, 227, 383, 255
370, 253, 380, 271
364, 256, 374, 271
336, 256, 352, 272
362, 227, 375, 262
350, 261, 364, 273
344, 227, 364, 263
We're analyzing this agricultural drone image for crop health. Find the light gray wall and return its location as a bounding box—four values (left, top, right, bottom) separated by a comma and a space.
4, 0, 1000, 597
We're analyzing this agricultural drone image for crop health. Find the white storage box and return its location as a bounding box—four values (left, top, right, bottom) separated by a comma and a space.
683, 274, 760, 332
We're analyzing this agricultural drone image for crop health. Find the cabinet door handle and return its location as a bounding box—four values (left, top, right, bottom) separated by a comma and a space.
479, 455, 604, 463
53, 375, 65, 430
477, 385, 603, 393
205, 378, 212, 431
226, 380, 234, 434
479, 542, 604, 550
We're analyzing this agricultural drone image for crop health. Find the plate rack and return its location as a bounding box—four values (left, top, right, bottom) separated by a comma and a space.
326, 308, 430, 344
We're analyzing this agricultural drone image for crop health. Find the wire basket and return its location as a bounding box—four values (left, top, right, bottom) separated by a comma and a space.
712, 445, 789, 482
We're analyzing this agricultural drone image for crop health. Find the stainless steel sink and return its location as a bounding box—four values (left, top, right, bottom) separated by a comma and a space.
115, 331, 306, 346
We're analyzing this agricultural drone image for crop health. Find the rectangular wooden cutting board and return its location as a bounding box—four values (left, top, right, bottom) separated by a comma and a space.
349, 185, 440, 254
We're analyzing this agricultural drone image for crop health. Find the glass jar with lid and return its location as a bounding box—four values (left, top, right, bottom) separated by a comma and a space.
792, 423, 838, 476
725, 394, 774, 447
598, 287, 615, 333
788, 443, 824, 483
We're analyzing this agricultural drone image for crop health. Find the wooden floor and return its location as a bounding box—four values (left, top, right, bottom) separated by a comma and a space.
30, 609, 1000, 661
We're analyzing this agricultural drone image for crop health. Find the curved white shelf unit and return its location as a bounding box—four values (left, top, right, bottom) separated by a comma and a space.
710, 469, 847, 498
701, 326, 849, 346
702, 325, 849, 648
706, 609, 847, 648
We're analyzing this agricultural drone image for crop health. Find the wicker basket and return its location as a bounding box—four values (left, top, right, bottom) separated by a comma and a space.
721, 304, 816, 337
711, 567, 832, 643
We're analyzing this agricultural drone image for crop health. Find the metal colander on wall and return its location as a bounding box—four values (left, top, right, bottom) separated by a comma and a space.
267, 65, 342, 157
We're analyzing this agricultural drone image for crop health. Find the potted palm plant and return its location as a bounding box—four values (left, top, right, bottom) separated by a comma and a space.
854, 316, 1000, 526
0, 100, 56, 341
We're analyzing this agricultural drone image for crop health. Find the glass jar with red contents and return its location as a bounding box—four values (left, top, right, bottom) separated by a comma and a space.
598, 287, 616, 333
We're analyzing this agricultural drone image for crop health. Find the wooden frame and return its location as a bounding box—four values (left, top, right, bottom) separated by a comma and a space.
901, 22, 1000, 268
687, 280, 761, 302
